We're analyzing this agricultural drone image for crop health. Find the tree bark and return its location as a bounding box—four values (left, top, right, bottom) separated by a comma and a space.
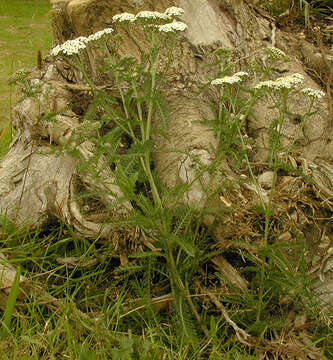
0, 0, 333, 311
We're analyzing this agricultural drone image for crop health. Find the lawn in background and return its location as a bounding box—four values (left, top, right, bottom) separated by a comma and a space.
0, 0, 52, 155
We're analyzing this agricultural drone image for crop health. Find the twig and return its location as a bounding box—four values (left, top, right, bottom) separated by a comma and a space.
202, 286, 255, 347
119, 294, 173, 319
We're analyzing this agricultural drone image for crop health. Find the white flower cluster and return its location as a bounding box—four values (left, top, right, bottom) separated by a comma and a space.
211, 72, 248, 86
52, 7, 186, 57
112, 7, 185, 24
157, 21, 187, 33
265, 47, 290, 61
50, 28, 113, 56
255, 73, 304, 90
51, 39, 88, 56
164, 6, 184, 18
87, 28, 114, 41
136, 10, 170, 22
301, 87, 325, 99
112, 12, 136, 23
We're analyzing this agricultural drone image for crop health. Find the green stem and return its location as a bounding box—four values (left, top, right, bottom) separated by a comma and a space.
256, 167, 278, 322
103, 104, 137, 139
165, 238, 209, 337
233, 96, 266, 211
256, 105, 285, 322
114, 74, 136, 140
104, 43, 137, 141
143, 152, 161, 207
146, 33, 158, 142
132, 81, 145, 141
74, 55, 96, 97
145, 70, 156, 141
137, 32, 161, 206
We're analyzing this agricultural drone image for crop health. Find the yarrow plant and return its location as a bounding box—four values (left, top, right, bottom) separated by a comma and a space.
249, 61, 327, 322
47, 7, 206, 340
48, 6, 188, 229
206, 46, 327, 324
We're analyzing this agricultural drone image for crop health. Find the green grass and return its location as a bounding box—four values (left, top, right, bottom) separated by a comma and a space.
0, 0, 51, 154
0, 220, 331, 359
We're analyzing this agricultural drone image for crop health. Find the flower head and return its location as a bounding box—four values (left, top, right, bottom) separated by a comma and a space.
50, 28, 113, 56
113, 12, 136, 23
164, 7, 184, 18
301, 87, 325, 99
254, 80, 275, 90
255, 73, 304, 91
265, 47, 290, 61
87, 28, 113, 42
157, 21, 187, 33
211, 73, 246, 86
51, 38, 87, 56
136, 10, 170, 23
